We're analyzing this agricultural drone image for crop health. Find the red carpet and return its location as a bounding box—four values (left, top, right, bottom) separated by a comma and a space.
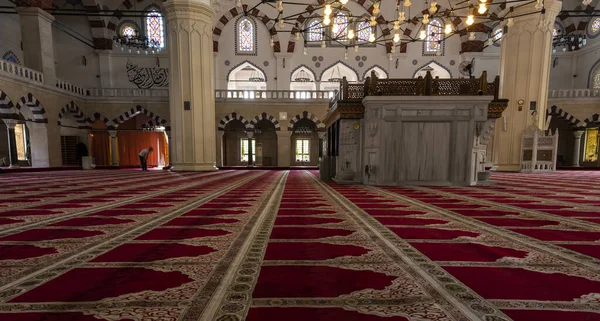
0, 169, 598, 320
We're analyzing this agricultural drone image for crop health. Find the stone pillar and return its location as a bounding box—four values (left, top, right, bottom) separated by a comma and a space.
2, 119, 20, 168
274, 53, 293, 91
166, 130, 172, 167
246, 131, 254, 166
493, 0, 562, 171
164, 0, 217, 171
572, 130, 584, 167
276, 130, 292, 167
97, 50, 114, 88
108, 130, 119, 167
216, 130, 224, 167
16, 6, 56, 86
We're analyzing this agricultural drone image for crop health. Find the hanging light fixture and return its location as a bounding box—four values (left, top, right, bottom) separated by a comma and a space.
478, 3, 487, 14
249, 69, 265, 82
276, 0, 284, 12
445, 24, 452, 34
328, 65, 343, 82
393, 33, 401, 43
419, 30, 426, 40
293, 69, 313, 82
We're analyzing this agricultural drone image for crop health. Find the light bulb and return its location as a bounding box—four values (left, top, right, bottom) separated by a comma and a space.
389, 53, 393, 60
279, 19, 285, 29
348, 29, 355, 39
444, 24, 452, 34
393, 33, 400, 43
478, 3, 487, 14
488, 38, 493, 46
469, 32, 475, 41
552, 48, 556, 53
324, 4, 332, 16
270, 38, 274, 47
236, 0, 242, 8
354, 45, 359, 52
332, 23, 339, 34
321, 40, 326, 48
419, 30, 426, 40
430, 2, 438, 13
277, 0, 283, 12
480, 0, 486, 2
303, 47, 308, 55
422, 14, 429, 25
507, 18, 514, 27
296, 32, 300, 40
373, 2, 380, 15
404, 0, 411, 7
466, 15, 474, 26
370, 16, 377, 27
344, 50, 348, 60
324, 16, 331, 26
136, 50, 140, 54
369, 33, 376, 42
391, 44, 396, 53
393, 21, 400, 30
399, 11, 406, 22
340, 0, 349, 4
562, 47, 566, 52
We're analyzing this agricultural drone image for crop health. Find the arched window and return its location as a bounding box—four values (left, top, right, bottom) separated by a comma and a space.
332, 14, 348, 40
120, 23, 137, 37
145, 8, 165, 48
236, 17, 256, 55
357, 21, 371, 42
424, 19, 443, 55
588, 17, 600, 39
307, 20, 323, 42
592, 64, 600, 89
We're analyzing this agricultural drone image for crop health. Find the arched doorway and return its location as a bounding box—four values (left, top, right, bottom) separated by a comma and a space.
291, 118, 319, 166
223, 119, 249, 166
227, 62, 267, 98
253, 119, 277, 166
58, 103, 90, 166
115, 114, 168, 168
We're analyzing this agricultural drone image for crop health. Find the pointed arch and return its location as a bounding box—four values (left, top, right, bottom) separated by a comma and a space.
288, 111, 326, 132
290, 64, 317, 83
58, 101, 91, 129
112, 105, 168, 129
250, 112, 281, 131
362, 65, 389, 81
218, 112, 252, 131
16, 93, 47, 123
584, 113, 600, 126
412, 60, 453, 79
226, 60, 268, 82
0, 90, 19, 120
547, 105, 587, 129
319, 60, 359, 82
212, 4, 281, 53
92, 112, 115, 128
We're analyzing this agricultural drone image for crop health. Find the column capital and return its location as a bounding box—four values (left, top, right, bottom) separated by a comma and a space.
2, 119, 20, 129
163, 0, 214, 22
276, 131, 292, 138
573, 130, 585, 138
317, 132, 326, 139
246, 131, 254, 139
108, 130, 118, 137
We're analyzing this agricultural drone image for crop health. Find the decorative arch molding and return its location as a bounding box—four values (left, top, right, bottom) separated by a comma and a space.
287, 0, 389, 53
81, 0, 114, 50
546, 105, 587, 129
587, 58, 600, 89
112, 105, 169, 129
213, 4, 281, 53
362, 65, 389, 81
226, 60, 268, 82
58, 101, 91, 129
249, 112, 281, 131
218, 112, 252, 131
319, 60, 360, 82
584, 113, 600, 125
412, 60, 453, 78
288, 111, 326, 131
290, 64, 317, 82
0, 91, 19, 119
92, 112, 115, 128
16, 93, 47, 123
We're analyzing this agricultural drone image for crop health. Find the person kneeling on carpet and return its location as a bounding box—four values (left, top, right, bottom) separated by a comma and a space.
139, 147, 153, 171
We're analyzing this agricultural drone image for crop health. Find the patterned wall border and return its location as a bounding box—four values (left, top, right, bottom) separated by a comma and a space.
249, 112, 281, 131
112, 105, 169, 129
16, 93, 47, 123
0, 91, 18, 120
546, 105, 587, 129
288, 110, 326, 131
218, 112, 252, 131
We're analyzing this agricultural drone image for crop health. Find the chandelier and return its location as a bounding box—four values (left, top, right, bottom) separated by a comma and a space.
294, 126, 313, 134
235, 0, 555, 56
293, 70, 313, 82
113, 31, 162, 54
552, 34, 587, 53
248, 69, 266, 82
328, 65, 343, 83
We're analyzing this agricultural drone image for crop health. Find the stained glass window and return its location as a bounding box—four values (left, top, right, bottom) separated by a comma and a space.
594, 69, 600, 89
591, 18, 600, 35
296, 139, 310, 162
145, 10, 164, 48
121, 25, 136, 37
494, 29, 503, 41
237, 17, 255, 53
332, 14, 348, 40
308, 20, 323, 42
425, 20, 442, 52
357, 21, 371, 42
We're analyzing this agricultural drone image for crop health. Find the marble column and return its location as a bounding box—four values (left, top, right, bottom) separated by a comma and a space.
164, 0, 217, 171
246, 131, 254, 166
2, 119, 20, 168
16, 6, 56, 86
108, 130, 119, 167
492, 0, 562, 171
216, 131, 224, 167
572, 130, 585, 167
276, 130, 292, 167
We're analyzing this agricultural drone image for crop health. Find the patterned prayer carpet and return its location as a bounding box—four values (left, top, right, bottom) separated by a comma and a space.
0, 170, 599, 320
